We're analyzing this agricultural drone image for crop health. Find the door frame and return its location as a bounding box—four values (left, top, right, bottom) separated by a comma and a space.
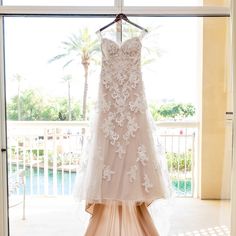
231, 0, 236, 234
0, 16, 9, 236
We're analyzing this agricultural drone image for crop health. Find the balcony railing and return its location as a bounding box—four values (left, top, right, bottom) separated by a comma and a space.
7, 120, 199, 197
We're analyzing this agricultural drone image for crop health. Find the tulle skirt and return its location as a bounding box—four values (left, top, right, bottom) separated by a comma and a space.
84, 201, 159, 236
73, 110, 175, 235
73, 198, 174, 236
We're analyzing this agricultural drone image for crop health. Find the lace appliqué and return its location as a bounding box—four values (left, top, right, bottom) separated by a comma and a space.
129, 72, 140, 89
127, 165, 138, 183
115, 142, 126, 159
129, 93, 147, 113
103, 165, 115, 182
123, 115, 139, 142
136, 145, 148, 166
102, 112, 119, 145
153, 159, 160, 171
142, 174, 153, 193
100, 37, 146, 160
100, 94, 111, 112
97, 146, 104, 161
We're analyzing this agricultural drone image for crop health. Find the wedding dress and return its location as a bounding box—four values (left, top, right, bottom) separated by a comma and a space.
73, 29, 173, 236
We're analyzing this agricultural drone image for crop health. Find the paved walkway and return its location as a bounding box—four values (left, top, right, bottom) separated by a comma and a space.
9, 196, 230, 236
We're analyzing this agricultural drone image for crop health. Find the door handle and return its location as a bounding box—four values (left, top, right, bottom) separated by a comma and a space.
1, 148, 6, 152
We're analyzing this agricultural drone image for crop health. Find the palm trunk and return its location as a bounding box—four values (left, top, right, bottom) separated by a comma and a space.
17, 84, 21, 121
68, 80, 71, 121
82, 60, 89, 121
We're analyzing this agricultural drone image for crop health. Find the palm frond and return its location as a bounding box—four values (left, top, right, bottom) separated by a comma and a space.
48, 53, 69, 63
142, 58, 156, 66
90, 57, 101, 66
49, 28, 100, 69
63, 59, 75, 68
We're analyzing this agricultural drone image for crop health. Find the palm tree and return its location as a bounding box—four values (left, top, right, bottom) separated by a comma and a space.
61, 75, 73, 121
49, 28, 100, 120
11, 73, 25, 121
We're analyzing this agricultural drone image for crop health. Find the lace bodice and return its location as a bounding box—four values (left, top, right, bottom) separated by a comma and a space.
101, 37, 142, 62
98, 33, 148, 160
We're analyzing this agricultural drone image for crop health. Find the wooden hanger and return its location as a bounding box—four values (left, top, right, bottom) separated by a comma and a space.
97, 13, 148, 33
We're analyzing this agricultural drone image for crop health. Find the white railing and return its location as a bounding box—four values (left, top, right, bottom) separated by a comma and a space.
7, 120, 199, 197
157, 123, 198, 197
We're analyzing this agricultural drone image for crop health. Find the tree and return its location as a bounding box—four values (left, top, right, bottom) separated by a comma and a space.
180, 103, 196, 118
149, 103, 161, 121
149, 102, 196, 121
49, 28, 100, 121
7, 89, 82, 121
61, 75, 73, 121
43, 97, 82, 121
8, 89, 44, 121
40, 99, 59, 121
11, 74, 25, 120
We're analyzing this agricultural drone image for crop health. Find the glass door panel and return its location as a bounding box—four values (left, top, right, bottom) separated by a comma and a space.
4, 16, 231, 235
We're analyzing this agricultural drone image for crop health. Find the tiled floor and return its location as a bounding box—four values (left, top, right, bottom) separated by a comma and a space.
9, 196, 230, 236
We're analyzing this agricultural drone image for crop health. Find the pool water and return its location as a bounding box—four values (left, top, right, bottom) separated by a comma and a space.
10, 165, 192, 196
10, 165, 76, 195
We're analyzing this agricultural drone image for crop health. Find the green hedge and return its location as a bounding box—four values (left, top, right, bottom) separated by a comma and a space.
166, 151, 192, 172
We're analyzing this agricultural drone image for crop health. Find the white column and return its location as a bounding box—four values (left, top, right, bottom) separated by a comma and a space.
231, 0, 236, 235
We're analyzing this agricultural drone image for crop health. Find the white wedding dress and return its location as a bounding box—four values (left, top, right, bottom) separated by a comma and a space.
73, 29, 173, 236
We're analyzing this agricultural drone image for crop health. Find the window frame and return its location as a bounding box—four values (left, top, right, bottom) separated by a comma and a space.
0, 6, 230, 16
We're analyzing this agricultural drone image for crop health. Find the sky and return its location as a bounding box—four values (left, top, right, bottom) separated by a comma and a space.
4, 17, 201, 108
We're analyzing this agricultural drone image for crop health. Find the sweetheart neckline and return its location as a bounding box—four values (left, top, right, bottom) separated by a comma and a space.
101, 36, 141, 49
